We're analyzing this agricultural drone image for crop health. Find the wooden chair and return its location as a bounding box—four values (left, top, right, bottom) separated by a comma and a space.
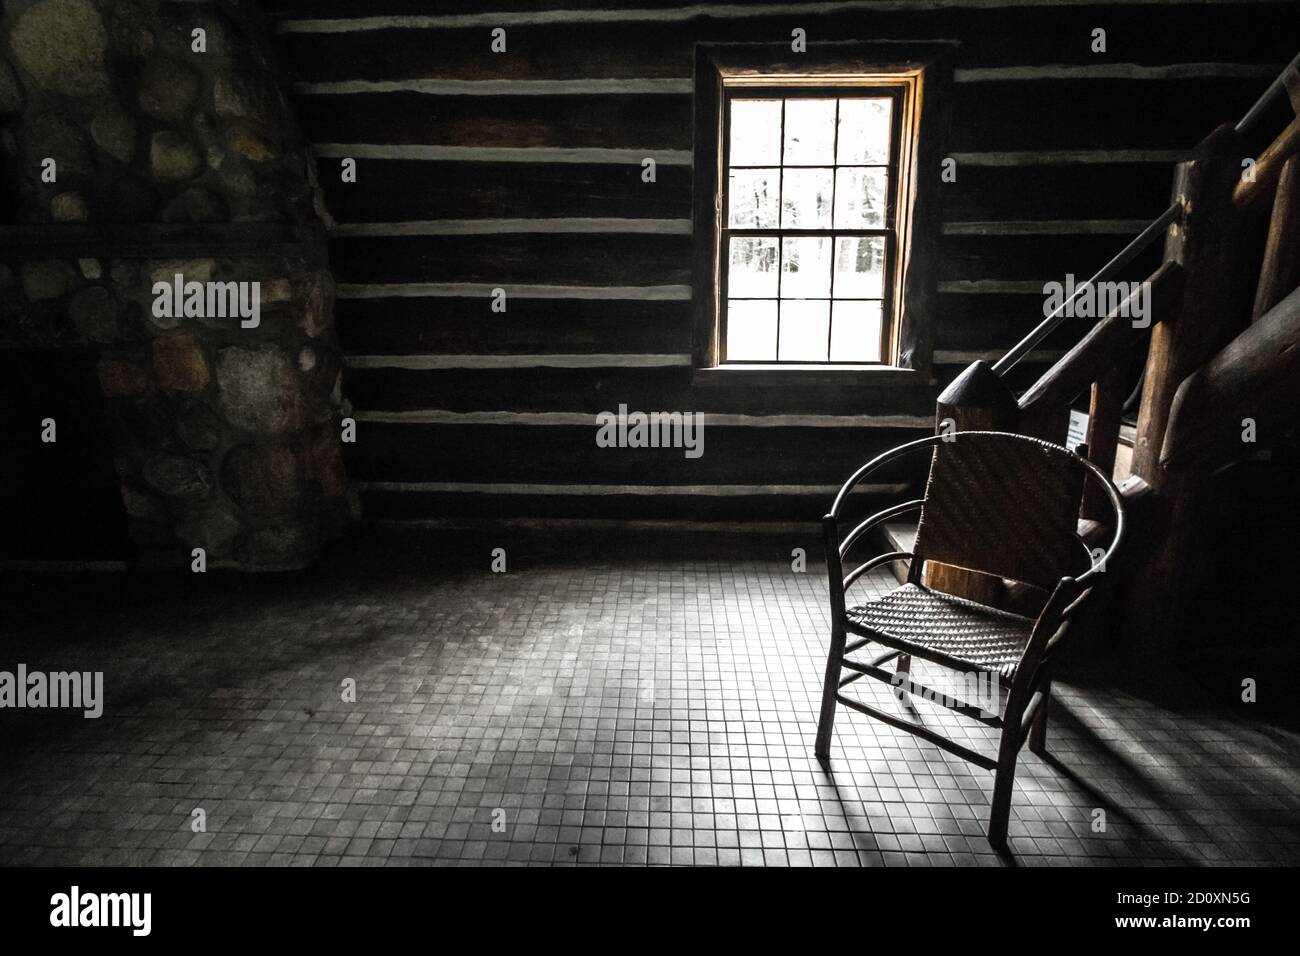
814, 431, 1124, 852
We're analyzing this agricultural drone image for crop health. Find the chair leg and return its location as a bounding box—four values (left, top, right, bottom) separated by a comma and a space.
987, 717, 1023, 853
894, 653, 913, 707
1028, 680, 1051, 757
814, 623, 847, 763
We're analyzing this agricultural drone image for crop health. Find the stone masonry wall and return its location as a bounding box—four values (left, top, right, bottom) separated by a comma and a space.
0, 0, 351, 570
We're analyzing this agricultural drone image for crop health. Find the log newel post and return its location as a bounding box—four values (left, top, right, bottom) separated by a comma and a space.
935, 359, 1021, 434
1125, 124, 1263, 652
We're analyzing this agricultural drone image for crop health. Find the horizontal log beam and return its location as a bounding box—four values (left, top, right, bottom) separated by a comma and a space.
341, 363, 937, 417
352, 409, 934, 428
358, 481, 908, 496
274, 1, 1292, 34
0, 223, 325, 259
344, 422, 927, 483
337, 282, 692, 300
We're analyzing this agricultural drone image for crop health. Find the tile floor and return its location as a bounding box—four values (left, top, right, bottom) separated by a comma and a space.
1, 532, 1297, 866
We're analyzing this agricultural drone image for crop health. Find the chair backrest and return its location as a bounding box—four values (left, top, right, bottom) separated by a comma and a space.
911, 432, 1088, 592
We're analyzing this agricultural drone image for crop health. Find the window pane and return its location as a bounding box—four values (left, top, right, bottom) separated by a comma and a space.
726, 299, 778, 360
780, 237, 832, 298
728, 237, 779, 298
830, 301, 884, 362
729, 99, 782, 165
781, 168, 833, 228
837, 97, 892, 164
834, 168, 888, 228
782, 98, 836, 165
833, 236, 886, 298
728, 168, 779, 228
779, 300, 831, 362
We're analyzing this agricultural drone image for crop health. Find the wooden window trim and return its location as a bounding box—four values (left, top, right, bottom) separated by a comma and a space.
691, 41, 954, 384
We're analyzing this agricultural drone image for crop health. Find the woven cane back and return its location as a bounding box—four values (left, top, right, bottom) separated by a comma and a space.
912, 432, 1087, 592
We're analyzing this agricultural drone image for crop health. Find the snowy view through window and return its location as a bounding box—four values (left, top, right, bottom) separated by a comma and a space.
724, 95, 894, 363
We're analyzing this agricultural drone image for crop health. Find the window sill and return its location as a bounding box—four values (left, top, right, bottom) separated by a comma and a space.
692, 364, 929, 388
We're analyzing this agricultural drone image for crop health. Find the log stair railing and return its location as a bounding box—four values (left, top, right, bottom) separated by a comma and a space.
933, 49, 1300, 651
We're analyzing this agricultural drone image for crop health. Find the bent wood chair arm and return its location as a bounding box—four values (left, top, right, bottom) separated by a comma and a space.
843, 550, 914, 594
840, 499, 924, 560
836, 499, 924, 598
830, 434, 947, 519
1072, 459, 1125, 588
824, 435, 948, 609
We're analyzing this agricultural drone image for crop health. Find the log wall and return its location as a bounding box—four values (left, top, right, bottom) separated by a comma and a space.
265, 0, 1298, 529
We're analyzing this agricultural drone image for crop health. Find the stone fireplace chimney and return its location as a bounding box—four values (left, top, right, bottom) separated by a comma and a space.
0, 0, 352, 570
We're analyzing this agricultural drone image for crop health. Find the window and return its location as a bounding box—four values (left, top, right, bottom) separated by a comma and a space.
692, 45, 951, 378
722, 89, 902, 364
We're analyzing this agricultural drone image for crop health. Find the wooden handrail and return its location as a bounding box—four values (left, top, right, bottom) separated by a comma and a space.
1234, 115, 1300, 212
1017, 261, 1184, 416
992, 205, 1179, 375
995, 51, 1300, 378
1235, 50, 1300, 135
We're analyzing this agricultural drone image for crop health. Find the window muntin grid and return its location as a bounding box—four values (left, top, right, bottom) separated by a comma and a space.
719, 87, 905, 365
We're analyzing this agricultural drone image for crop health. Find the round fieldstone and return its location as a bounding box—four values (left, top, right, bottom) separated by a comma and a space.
138, 57, 199, 122
143, 455, 213, 500
212, 74, 276, 123
157, 8, 237, 59
152, 331, 209, 392
120, 483, 168, 522
216, 347, 305, 434
20, 260, 76, 301
149, 258, 216, 284
224, 122, 276, 163
109, 0, 155, 58
110, 260, 140, 287
9, 0, 109, 96
149, 131, 201, 181
221, 443, 303, 514
68, 285, 118, 342
261, 277, 292, 305
91, 109, 137, 163
51, 191, 89, 222
216, 165, 257, 197
161, 186, 228, 223
78, 258, 103, 280
176, 400, 223, 452
175, 505, 242, 554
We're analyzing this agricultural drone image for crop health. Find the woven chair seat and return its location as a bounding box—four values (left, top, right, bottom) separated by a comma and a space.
845, 583, 1035, 680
